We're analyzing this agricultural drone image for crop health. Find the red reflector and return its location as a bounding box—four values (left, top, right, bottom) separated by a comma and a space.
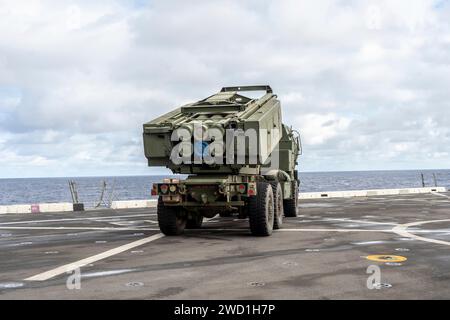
160, 184, 169, 193
237, 184, 246, 194
248, 189, 255, 196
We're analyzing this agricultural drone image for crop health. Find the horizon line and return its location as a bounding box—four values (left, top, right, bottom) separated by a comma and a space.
1, 168, 449, 180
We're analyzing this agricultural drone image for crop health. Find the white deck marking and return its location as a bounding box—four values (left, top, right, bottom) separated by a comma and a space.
392, 219, 450, 246
324, 218, 399, 226
24, 233, 164, 281
352, 240, 387, 245
278, 228, 394, 233
143, 220, 158, 224
431, 192, 450, 200
0, 226, 160, 231
190, 228, 395, 233
15, 209, 450, 283
0, 214, 153, 226
3, 225, 448, 234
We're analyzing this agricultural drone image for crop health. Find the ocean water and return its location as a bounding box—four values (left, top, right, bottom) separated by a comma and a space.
0, 170, 449, 207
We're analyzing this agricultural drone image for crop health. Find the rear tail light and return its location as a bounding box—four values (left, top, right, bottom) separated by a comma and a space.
238, 184, 246, 194
151, 185, 157, 196
247, 183, 256, 196
160, 184, 169, 194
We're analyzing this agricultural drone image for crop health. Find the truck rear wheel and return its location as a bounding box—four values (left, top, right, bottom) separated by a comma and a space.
186, 215, 203, 229
157, 197, 186, 236
284, 181, 299, 217
270, 181, 284, 230
248, 182, 275, 236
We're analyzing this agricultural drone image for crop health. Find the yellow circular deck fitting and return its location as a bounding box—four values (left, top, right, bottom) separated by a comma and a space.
366, 255, 407, 263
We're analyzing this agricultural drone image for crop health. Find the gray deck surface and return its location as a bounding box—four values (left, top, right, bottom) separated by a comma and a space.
1, 192, 450, 299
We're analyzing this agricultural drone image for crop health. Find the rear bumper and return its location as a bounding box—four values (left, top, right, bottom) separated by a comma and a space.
164, 201, 245, 207
152, 178, 256, 206
152, 181, 256, 196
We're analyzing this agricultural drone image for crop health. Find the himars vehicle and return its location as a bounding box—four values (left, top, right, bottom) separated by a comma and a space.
143, 85, 301, 236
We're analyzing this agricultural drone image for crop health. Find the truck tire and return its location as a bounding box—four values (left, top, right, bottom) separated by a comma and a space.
248, 182, 275, 236
284, 181, 299, 217
186, 215, 203, 229
270, 181, 284, 230
157, 197, 187, 236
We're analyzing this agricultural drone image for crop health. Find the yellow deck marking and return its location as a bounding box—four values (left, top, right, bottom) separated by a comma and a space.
366, 255, 407, 263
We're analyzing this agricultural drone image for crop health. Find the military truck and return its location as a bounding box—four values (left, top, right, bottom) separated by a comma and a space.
143, 85, 301, 236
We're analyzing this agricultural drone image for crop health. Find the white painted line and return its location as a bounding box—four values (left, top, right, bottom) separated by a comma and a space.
352, 240, 387, 245
278, 228, 394, 233
431, 192, 450, 200
0, 214, 153, 226
24, 233, 165, 281
0, 226, 160, 231
324, 218, 399, 226
82, 269, 136, 279
392, 219, 450, 246
191, 228, 248, 232
143, 220, 158, 224
191, 228, 391, 233
204, 216, 220, 223
393, 229, 450, 234
5, 225, 448, 234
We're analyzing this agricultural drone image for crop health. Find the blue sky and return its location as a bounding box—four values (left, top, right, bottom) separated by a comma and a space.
1, 0, 450, 178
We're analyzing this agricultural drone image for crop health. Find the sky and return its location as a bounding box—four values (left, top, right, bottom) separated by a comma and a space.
0, 0, 450, 178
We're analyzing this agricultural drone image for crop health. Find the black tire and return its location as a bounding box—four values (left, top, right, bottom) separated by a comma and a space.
270, 181, 284, 230
248, 182, 275, 236
284, 181, 299, 217
186, 214, 203, 229
157, 197, 187, 236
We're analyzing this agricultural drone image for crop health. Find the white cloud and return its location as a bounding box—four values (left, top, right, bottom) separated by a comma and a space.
0, 0, 450, 177
299, 113, 352, 146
